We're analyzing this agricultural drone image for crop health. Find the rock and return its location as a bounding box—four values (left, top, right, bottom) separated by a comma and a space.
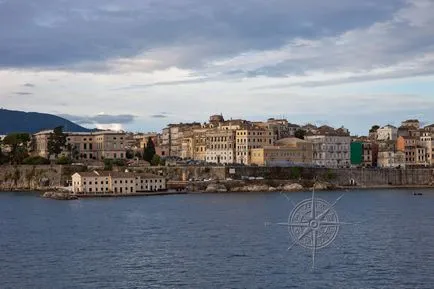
313, 182, 332, 190
205, 183, 227, 193
42, 191, 78, 200
282, 183, 304, 192
268, 186, 277, 192
232, 184, 270, 192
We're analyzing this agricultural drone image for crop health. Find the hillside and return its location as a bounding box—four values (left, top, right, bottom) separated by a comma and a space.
0, 109, 90, 134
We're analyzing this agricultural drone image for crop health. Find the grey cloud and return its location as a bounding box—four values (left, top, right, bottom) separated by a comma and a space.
15, 92, 33, 95
150, 114, 168, 118
61, 113, 136, 124
0, 0, 406, 70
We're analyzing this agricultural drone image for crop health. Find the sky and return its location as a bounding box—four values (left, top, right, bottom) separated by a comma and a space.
1, 0, 434, 135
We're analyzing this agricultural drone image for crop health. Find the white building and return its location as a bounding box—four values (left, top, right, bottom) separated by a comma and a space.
71, 171, 166, 195
305, 134, 351, 168
377, 151, 405, 168
376, 125, 398, 141
205, 129, 236, 164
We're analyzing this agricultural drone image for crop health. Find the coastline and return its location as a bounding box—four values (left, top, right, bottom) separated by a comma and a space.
2, 182, 434, 200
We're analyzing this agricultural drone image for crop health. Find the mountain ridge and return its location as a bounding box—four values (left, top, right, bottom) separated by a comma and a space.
0, 108, 90, 134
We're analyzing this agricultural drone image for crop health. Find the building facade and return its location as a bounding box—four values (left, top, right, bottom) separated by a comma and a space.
205, 129, 236, 164
305, 134, 351, 168
376, 125, 398, 141
71, 171, 166, 194
235, 127, 274, 164
250, 138, 313, 166
34, 130, 128, 161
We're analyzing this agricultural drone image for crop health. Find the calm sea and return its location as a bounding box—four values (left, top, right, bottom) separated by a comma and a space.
1, 189, 434, 289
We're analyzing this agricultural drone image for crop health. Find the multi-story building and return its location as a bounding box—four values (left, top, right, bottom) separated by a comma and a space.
34, 130, 128, 160
161, 123, 202, 157
71, 171, 166, 194
305, 130, 351, 168
255, 118, 297, 140
235, 126, 274, 164
250, 137, 313, 166
350, 141, 378, 167
396, 136, 428, 167
401, 119, 420, 129
205, 129, 236, 164
376, 125, 398, 141
420, 130, 432, 165
377, 151, 405, 168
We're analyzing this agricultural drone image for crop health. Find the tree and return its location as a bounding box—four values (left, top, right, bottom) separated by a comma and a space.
3, 133, 31, 164
143, 137, 156, 163
126, 149, 135, 159
0, 145, 4, 165
47, 126, 67, 159
294, 129, 306, 140
369, 125, 380, 133
151, 154, 161, 166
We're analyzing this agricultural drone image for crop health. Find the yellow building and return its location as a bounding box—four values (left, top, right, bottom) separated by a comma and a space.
235, 127, 274, 164
34, 130, 128, 161
250, 138, 313, 166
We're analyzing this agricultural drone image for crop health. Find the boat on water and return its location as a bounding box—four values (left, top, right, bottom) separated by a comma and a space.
413, 192, 423, 196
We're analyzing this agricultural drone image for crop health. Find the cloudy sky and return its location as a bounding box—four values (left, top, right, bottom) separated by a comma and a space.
1, 0, 434, 134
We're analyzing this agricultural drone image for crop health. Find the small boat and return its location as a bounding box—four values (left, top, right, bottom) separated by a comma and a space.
413, 192, 423, 196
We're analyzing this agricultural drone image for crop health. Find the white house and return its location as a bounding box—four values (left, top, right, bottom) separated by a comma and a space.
71, 171, 166, 195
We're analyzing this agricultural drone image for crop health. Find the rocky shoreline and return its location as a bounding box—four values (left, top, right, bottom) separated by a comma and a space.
2, 180, 433, 200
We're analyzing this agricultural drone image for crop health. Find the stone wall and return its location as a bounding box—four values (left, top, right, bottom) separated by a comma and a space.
2, 164, 433, 191
0, 165, 86, 191
225, 166, 434, 186
128, 166, 227, 181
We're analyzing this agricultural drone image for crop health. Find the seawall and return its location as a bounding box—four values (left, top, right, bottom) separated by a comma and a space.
1, 165, 434, 191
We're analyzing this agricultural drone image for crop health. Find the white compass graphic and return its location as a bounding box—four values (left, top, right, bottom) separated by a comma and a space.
276, 187, 349, 269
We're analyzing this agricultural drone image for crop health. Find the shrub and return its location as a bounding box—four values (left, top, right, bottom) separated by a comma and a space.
290, 167, 301, 179
56, 156, 72, 165
22, 156, 50, 165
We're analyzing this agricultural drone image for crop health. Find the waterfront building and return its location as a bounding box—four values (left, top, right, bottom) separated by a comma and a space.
34, 130, 128, 161
396, 136, 428, 167
351, 140, 378, 167
305, 129, 351, 168
71, 171, 166, 194
205, 129, 236, 164
250, 137, 313, 166
235, 126, 274, 164
377, 150, 405, 168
